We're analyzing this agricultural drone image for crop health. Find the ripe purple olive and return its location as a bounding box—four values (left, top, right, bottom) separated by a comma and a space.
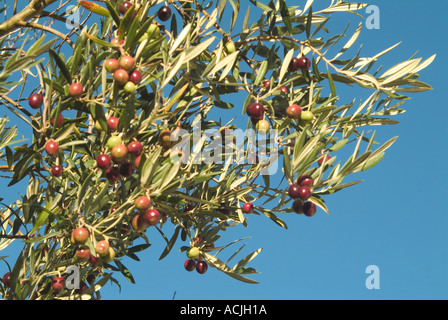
28, 93, 43, 109
184, 259, 196, 272
105, 58, 120, 73
111, 38, 124, 46
303, 201, 317, 217
37, 243, 49, 256
144, 209, 160, 226
286, 104, 302, 120
107, 116, 119, 132
129, 70, 142, 85
318, 154, 331, 166
113, 68, 129, 85
297, 175, 314, 188
86, 274, 96, 285
2, 272, 11, 287
279, 86, 288, 94
52, 276, 65, 292
51, 114, 64, 128
119, 225, 128, 237
75, 281, 88, 294
95, 240, 110, 257
45, 140, 59, 157
196, 260, 208, 274
292, 199, 304, 214
158, 6, 172, 21
119, 55, 135, 72
105, 166, 121, 183
289, 57, 301, 72
75, 246, 91, 262
97, 154, 112, 170
262, 80, 270, 88
132, 213, 148, 232
134, 154, 142, 168
297, 185, 311, 200
71, 227, 89, 244
111, 144, 129, 163
297, 56, 311, 70
119, 161, 134, 177
119, 1, 133, 15
51, 165, 63, 177
89, 255, 101, 267
128, 141, 143, 156
288, 184, 301, 199
246, 102, 264, 120
135, 195, 151, 211
243, 202, 254, 214
69, 83, 84, 98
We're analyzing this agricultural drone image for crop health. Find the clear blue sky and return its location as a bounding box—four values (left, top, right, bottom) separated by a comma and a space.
1, 0, 448, 300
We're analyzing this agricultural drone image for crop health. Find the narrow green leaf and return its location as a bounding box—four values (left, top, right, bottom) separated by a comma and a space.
228, 0, 240, 32
128, 243, 151, 253
355, 152, 385, 172
218, 0, 228, 21
203, 252, 260, 284
305, 5, 313, 39
29, 207, 54, 233
162, 51, 186, 88
254, 60, 268, 86
79, 0, 110, 17
325, 180, 363, 194
329, 138, 348, 152
159, 225, 180, 260
118, 3, 136, 42
85, 32, 117, 48
249, 0, 273, 12
309, 196, 329, 214
184, 37, 216, 63
279, 49, 294, 84
90, 103, 108, 132
326, 65, 336, 98
141, 146, 162, 187
231, 248, 262, 271
115, 260, 135, 284
49, 49, 72, 84
104, 1, 121, 26
169, 23, 191, 56
279, 0, 293, 34
25, 231, 62, 244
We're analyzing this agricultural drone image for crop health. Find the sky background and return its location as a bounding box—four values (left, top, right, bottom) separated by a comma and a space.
1, 0, 448, 300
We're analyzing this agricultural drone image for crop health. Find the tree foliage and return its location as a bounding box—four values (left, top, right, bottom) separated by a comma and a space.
0, 0, 434, 299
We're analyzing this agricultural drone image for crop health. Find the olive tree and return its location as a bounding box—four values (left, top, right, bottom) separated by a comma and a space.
0, 0, 434, 299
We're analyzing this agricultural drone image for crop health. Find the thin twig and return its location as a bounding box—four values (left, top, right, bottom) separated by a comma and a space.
0, 0, 58, 39
16, 21, 75, 48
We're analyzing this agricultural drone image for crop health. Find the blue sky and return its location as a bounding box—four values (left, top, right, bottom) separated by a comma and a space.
100, 0, 448, 300
1, 0, 448, 300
